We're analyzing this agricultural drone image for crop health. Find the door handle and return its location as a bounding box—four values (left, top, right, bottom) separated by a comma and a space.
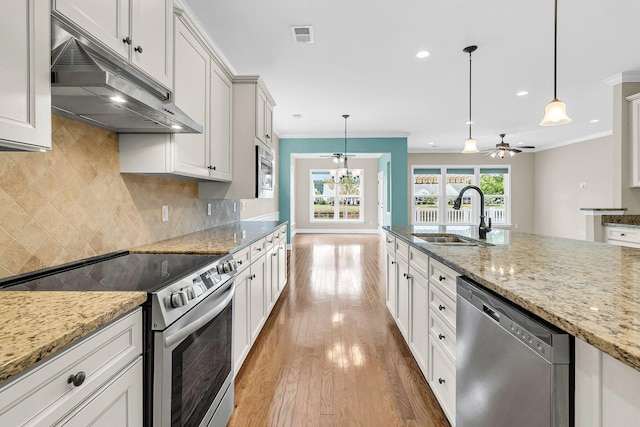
482, 303, 500, 322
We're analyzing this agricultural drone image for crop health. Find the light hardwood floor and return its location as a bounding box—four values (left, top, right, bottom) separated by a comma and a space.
229, 233, 450, 427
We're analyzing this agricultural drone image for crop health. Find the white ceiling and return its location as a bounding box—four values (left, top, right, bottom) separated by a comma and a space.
183, 0, 640, 153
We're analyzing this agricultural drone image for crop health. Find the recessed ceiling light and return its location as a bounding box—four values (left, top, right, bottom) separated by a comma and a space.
516, 91, 529, 96
465, 121, 474, 125
428, 142, 435, 145
518, 141, 525, 145
590, 119, 599, 123
293, 114, 303, 119
110, 96, 126, 103
171, 125, 183, 130
416, 51, 430, 59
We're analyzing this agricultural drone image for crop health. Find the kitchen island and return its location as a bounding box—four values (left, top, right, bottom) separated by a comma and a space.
385, 225, 640, 426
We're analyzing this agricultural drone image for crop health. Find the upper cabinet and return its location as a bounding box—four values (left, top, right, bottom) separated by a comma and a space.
0, 1, 51, 151
255, 85, 275, 149
629, 93, 640, 187
119, 9, 233, 182
52, 0, 173, 90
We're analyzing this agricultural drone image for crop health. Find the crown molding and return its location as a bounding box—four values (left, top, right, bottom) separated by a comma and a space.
603, 71, 640, 86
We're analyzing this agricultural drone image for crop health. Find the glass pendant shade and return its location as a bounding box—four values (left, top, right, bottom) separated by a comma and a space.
540, 99, 572, 126
462, 137, 479, 153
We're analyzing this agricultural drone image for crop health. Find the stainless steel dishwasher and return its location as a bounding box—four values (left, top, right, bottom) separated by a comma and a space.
456, 277, 572, 427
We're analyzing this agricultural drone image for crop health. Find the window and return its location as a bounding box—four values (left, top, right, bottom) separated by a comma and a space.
412, 165, 510, 226
311, 170, 363, 221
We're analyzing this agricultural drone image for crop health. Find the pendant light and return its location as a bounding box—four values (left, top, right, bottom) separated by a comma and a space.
540, 0, 571, 126
334, 114, 360, 182
462, 45, 479, 153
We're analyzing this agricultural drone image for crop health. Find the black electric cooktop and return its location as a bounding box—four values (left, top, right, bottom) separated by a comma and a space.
0, 251, 222, 293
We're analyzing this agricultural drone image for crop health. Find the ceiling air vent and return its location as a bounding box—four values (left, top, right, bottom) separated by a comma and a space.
291, 26, 314, 43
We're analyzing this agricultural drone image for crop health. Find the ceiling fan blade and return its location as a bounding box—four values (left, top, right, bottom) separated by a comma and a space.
519, 146, 536, 149
510, 148, 522, 153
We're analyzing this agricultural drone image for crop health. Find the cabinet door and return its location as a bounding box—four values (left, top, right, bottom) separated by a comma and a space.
396, 257, 410, 341
0, 0, 51, 151
56, 358, 143, 427
208, 60, 233, 181
249, 256, 266, 343
409, 268, 428, 373
265, 101, 273, 147
53, 0, 130, 60
172, 18, 210, 178
385, 248, 397, 318
255, 86, 267, 144
130, 0, 172, 89
233, 268, 250, 374
278, 238, 287, 293
267, 246, 279, 313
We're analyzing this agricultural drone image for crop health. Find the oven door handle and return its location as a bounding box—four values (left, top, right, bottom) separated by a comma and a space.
164, 286, 235, 348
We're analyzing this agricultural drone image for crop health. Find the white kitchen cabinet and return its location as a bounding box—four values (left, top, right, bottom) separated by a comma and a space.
0, 309, 142, 426
408, 266, 429, 373
53, 0, 173, 89
119, 10, 233, 182
232, 266, 251, 375
629, 94, 640, 187
55, 358, 142, 427
604, 225, 640, 248
0, 0, 51, 151
428, 338, 456, 424
249, 246, 267, 343
277, 227, 288, 295
396, 256, 410, 342
265, 233, 278, 314
198, 76, 276, 199
255, 85, 274, 149
386, 245, 398, 318
575, 338, 640, 427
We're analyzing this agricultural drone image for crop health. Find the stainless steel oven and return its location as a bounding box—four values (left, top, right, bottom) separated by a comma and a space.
153, 278, 234, 427
256, 145, 274, 198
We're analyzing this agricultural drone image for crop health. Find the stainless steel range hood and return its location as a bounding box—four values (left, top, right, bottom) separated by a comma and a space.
51, 20, 202, 134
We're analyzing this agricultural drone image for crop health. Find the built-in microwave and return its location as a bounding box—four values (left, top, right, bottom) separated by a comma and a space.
256, 145, 274, 198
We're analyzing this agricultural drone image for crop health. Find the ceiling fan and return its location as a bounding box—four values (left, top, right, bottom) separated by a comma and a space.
484, 134, 535, 158
320, 152, 356, 163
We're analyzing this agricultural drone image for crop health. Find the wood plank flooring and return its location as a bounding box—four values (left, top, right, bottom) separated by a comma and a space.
228, 233, 450, 427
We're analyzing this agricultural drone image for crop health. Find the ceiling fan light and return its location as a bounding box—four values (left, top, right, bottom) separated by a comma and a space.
508, 150, 516, 157
540, 99, 572, 126
333, 157, 339, 164
462, 137, 479, 153
489, 151, 498, 158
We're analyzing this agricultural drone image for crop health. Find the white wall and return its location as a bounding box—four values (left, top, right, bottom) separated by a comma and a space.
293, 157, 379, 232
533, 135, 615, 239
408, 152, 535, 233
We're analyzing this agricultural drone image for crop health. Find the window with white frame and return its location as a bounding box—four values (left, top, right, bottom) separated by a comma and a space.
311, 170, 363, 221
412, 165, 510, 226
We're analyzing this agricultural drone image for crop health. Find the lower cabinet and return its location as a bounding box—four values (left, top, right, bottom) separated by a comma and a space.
385, 245, 397, 318
396, 256, 410, 341
428, 340, 456, 421
409, 267, 429, 372
575, 337, 640, 427
0, 309, 143, 426
232, 228, 289, 376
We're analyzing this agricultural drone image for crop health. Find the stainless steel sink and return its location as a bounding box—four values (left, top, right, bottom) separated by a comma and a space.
411, 233, 491, 247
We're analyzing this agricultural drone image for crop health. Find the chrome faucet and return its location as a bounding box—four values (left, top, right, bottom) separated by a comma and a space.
453, 185, 492, 239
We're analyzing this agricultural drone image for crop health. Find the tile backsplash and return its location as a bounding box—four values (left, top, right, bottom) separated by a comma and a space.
0, 115, 239, 279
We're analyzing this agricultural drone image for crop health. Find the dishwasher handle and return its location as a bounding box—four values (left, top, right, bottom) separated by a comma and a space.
482, 303, 500, 322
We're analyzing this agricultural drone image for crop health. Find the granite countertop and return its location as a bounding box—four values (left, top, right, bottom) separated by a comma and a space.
0, 291, 147, 384
385, 225, 640, 372
131, 220, 287, 254
603, 222, 640, 229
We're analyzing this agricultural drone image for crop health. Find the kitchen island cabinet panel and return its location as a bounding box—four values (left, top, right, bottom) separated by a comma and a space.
0, 0, 51, 151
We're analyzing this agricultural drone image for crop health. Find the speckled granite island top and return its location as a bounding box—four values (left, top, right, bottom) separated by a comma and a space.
0, 292, 146, 383
385, 226, 640, 372
131, 220, 286, 254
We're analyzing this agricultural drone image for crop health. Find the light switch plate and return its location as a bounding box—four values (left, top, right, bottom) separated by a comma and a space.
162, 205, 169, 222
208, 203, 212, 215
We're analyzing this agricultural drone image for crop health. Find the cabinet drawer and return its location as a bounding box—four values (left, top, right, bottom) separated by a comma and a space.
409, 246, 429, 278
395, 239, 409, 262
385, 233, 395, 251
233, 245, 251, 273
606, 226, 640, 244
278, 225, 287, 239
429, 340, 456, 425
0, 309, 142, 426
250, 238, 266, 262
430, 312, 456, 361
265, 232, 276, 248
429, 259, 459, 301
430, 284, 456, 332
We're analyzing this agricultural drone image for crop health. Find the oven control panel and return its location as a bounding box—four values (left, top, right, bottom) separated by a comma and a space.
151, 255, 237, 330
